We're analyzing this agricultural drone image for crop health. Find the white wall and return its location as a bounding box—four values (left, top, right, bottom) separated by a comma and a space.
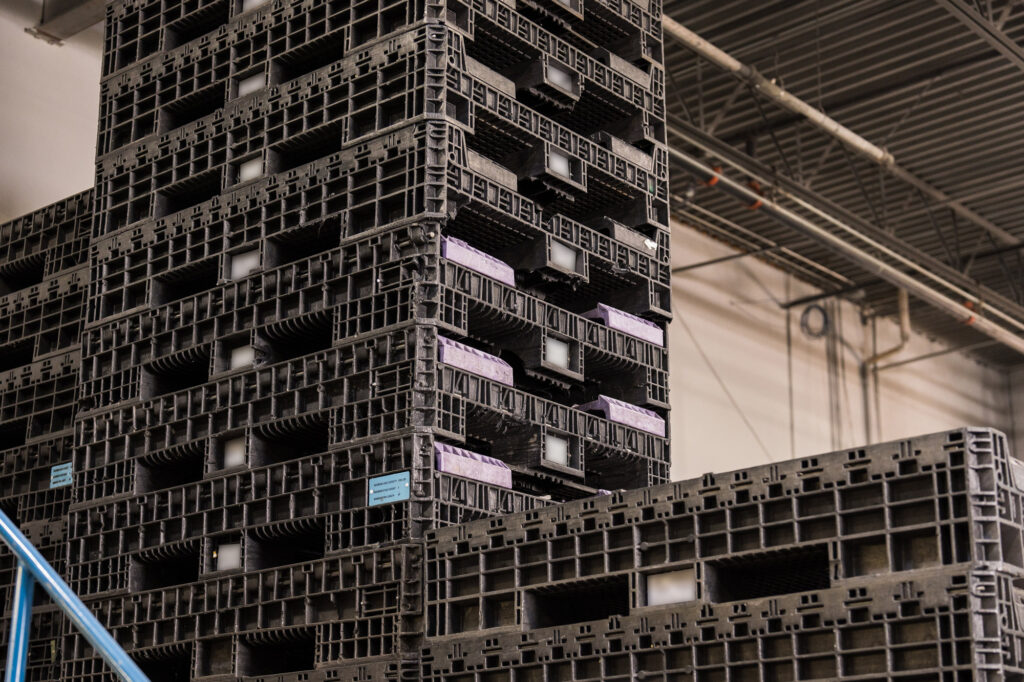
0, 1, 101, 221
669, 221, 1016, 480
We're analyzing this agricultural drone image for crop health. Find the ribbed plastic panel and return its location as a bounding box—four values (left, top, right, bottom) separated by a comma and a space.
426, 428, 1023, 635
420, 566, 1024, 681
0, 0, 676, 679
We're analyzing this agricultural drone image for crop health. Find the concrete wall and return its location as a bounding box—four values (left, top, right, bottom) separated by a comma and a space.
669, 221, 1015, 480
0, 1, 101, 221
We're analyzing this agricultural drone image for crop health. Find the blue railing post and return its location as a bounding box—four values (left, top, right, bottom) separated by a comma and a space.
5, 563, 35, 682
0, 509, 149, 682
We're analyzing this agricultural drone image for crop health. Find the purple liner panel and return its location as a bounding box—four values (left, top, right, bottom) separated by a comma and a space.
438, 335, 515, 386
577, 395, 666, 436
435, 442, 513, 489
584, 303, 664, 347
441, 236, 516, 287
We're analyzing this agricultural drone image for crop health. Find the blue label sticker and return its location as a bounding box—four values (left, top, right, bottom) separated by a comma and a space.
50, 463, 73, 489
369, 471, 411, 506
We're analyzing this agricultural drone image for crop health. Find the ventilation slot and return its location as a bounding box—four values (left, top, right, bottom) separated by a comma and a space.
155, 170, 222, 219
271, 34, 340, 84
130, 544, 200, 591
524, 576, 629, 629
238, 630, 315, 676
164, 0, 230, 49
160, 84, 226, 132
136, 443, 205, 493
0, 257, 45, 295
0, 341, 35, 373
151, 259, 219, 305
141, 347, 211, 399
246, 523, 324, 570
137, 645, 193, 682
706, 545, 831, 603
270, 123, 343, 173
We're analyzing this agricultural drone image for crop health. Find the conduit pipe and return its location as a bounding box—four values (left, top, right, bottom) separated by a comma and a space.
669, 121, 1024, 338
661, 15, 1019, 245
670, 148, 1024, 357
864, 289, 911, 366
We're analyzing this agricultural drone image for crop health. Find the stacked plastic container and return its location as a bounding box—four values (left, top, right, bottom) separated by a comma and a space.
6, 2, 1024, 682
422, 427, 1024, 681
64, 0, 671, 679
0, 191, 92, 681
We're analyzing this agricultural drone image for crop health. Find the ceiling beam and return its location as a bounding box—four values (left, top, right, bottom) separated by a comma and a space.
936, 0, 1024, 73
668, 141, 1024, 358
663, 13, 1020, 246
25, 0, 104, 45
667, 115, 1024, 323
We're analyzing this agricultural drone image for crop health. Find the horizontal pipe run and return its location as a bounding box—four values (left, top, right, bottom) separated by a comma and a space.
662, 15, 893, 166
669, 148, 1024, 357
667, 119, 1024, 337
661, 14, 1019, 245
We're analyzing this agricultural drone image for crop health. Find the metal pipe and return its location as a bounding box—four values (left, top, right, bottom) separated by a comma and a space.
5, 564, 35, 682
667, 120, 1024, 337
0, 509, 150, 682
782, 284, 866, 310
864, 289, 911, 365
661, 15, 1019, 245
876, 339, 1001, 371
671, 246, 779, 273
662, 15, 893, 166
670, 148, 1024, 356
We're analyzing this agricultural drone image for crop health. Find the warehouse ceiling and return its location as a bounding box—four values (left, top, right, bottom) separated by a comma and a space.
664, 0, 1024, 366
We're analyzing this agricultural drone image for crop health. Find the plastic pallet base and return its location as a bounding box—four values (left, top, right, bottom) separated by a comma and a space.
96, 75, 667, 245
80, 232, 668, 411
92, 132, 667, 339
68, 426, 544, 597
74, 325, 667, 494
91, 139, 669, 322
0, 521, 67, 612
58, 567, 1024, 680
0, 189, 92, 277
0, 434, 74, 524
64, 649, 412, 682
99, 0, 662, 149
97, 22, 666, 212
0, 265, 87, 367
73, 544, 423, 660
420, 566, 1024, 682
0, 349, 80, 446
0, 605, 64, 682
424, 427, 1023, 637
66, 467, 538, 598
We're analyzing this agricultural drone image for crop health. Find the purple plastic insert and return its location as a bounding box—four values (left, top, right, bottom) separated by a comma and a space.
441, 236, 516, 287
577, 395, 666, 436
435, 442, 512, 489
584, 303, 664, 347
438, 336, 514, 386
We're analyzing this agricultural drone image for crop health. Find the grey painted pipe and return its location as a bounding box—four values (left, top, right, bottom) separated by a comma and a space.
670, 147, 1024, 357
662, 15, 1018, 245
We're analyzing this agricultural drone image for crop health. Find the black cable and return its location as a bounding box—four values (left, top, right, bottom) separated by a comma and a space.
800, 303, 830, 339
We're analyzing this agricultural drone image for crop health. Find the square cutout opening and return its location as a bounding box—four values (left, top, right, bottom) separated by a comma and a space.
646, 568, 697, 606
706, 545, 830, 603
524, 576, 629, 629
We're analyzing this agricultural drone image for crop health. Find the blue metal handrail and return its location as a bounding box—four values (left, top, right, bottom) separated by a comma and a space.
0, 509, 149, 682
